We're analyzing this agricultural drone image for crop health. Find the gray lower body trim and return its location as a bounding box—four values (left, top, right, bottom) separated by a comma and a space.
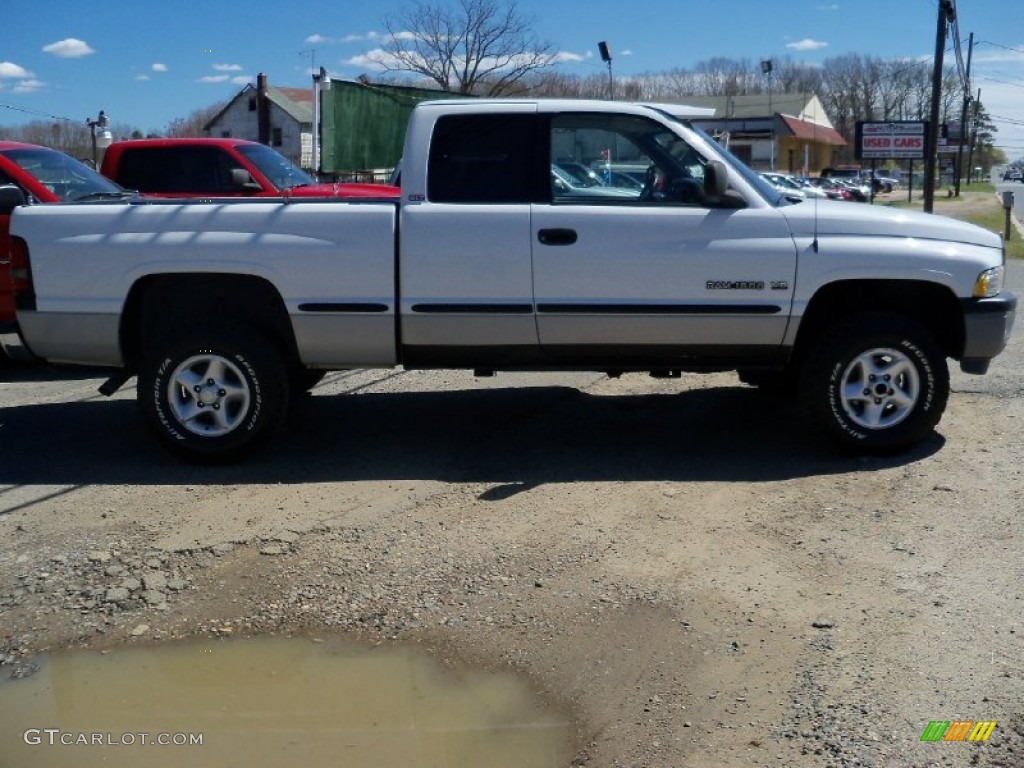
960, 292, 1017, 371
14, 312, 123, 366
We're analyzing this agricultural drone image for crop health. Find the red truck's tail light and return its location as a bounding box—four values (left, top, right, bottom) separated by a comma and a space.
10, 236, 36, 310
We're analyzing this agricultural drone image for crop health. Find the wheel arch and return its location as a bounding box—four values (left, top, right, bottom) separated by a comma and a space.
121, 273, 298, 368
792, 280, 964, 364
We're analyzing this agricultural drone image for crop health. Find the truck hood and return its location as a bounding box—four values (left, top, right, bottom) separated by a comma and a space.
288, 182, 400, 199
779, 199, 1002, 250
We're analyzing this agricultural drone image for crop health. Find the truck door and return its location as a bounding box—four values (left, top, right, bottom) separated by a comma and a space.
399, 108, 542, 366
532, 112, 797, 364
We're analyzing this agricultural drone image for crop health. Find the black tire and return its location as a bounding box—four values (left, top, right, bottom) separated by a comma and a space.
799, 312, 949, 451
139, 325, 289, 462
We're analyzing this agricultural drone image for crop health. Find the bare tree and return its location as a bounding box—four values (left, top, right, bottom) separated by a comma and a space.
164, 101, 227, 138
371, 0, 555, 96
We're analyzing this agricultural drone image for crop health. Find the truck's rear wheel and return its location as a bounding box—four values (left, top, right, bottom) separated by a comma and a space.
139, 326, 289, 461
800, 312, 948, 451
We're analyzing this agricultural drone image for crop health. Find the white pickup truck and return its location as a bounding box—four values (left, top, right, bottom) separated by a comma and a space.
1, 99, 1016, 461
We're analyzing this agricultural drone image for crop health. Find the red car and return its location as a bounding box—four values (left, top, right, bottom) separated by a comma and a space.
0, 141, 132, 332
101, 138, 399, 199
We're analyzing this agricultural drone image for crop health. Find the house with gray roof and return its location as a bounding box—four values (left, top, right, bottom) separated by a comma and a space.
204, 74, 313, 169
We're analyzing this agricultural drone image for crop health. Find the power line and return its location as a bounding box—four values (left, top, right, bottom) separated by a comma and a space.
0, 102, 74, 122
979, 76, 1024, 90
975, 40, 1024, 56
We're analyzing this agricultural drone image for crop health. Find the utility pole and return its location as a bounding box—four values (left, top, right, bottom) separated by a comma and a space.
924, 0, 955, 213
966, 88, 981, 183
954, 32, 973, 196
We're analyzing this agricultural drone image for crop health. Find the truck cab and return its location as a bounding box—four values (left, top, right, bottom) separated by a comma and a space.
101, 138, 397, 199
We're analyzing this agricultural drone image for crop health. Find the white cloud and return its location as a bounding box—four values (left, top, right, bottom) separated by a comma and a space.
306, 33, 332, 44
42, 38, 96, 58
135, 74, 151, 81
0, 61, 33, 78
786, 38, 829, 52
346, 50, 390, 69
13, 79, 46, 93
213, 63, 242, 71
198, 75, 230, 83
231, 75, 252, 85
621, 49, 633, 57
343, 31, 380, 43
816, 3, 839, 9
553, 51, 585, 63
152, 63, 168, 72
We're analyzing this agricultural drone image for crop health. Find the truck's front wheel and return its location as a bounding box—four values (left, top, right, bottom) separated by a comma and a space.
139, 326, 289, 461
800, 313, 949, 451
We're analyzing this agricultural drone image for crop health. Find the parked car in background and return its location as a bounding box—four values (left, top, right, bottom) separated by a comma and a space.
101, 138, 399, 199
551, 164, 641, 199
760, 172, 806, 200
0, 141, 134, 339
806, 177, 852, 201
860, 170, 898, 193
764, 173, 828, 199
834, 178, 871, 202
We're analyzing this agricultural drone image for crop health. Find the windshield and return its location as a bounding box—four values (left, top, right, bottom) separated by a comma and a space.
235, 144, 315, 190
1, 147, 124, 201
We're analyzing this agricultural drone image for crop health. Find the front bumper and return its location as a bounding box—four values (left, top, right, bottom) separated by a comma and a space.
960, 292, 1017, 374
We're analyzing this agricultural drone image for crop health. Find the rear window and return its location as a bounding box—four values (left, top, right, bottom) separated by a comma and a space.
427, 114, 537, 204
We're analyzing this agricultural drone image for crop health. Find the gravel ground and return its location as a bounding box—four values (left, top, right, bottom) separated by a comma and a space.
0, 264, 1021, 767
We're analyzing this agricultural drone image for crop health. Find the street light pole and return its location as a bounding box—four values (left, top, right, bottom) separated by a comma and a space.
761, 60, 774, 170
312, 66, 330, 176
86, 110, 111, 168
598, 41, 614, 99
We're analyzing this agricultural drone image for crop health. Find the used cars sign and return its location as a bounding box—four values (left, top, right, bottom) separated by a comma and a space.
855, 121, 928, 160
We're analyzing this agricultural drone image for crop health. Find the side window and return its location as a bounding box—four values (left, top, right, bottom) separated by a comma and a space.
427, 114, 536, 204
550, 113, 709, 206
119, 147, 243, 194
115, 148, 169, 192
172, 147, 224, 192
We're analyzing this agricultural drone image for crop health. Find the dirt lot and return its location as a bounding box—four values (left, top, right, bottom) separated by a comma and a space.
1, 264, 1021, 767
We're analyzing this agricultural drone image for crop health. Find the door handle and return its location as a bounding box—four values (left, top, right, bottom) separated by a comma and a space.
537, 228, 577, 246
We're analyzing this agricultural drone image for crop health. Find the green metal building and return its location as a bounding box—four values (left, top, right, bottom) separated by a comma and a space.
320, 80, 463, 177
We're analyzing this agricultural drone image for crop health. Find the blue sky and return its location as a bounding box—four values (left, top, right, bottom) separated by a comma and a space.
2, 0, 1023, 157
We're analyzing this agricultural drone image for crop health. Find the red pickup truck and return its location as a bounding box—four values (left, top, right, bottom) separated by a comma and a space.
100, 138, 398, 199
1, 141, 132, 336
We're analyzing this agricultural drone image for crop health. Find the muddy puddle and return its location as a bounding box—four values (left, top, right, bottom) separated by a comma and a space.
0, 635, 572, 767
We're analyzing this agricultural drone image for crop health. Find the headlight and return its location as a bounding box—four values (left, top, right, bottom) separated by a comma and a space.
973, 266, 1004, 298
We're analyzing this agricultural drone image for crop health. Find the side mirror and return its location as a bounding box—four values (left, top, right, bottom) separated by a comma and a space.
230, 168, 262, 192
704, 160, 728, 201
0, 185, 27, 215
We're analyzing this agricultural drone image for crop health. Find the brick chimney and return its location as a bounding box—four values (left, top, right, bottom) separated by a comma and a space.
257, 72, 270, 145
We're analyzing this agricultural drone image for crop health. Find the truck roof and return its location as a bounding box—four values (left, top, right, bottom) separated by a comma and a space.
412, 98, 715, 118
105, 137, 262, 149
